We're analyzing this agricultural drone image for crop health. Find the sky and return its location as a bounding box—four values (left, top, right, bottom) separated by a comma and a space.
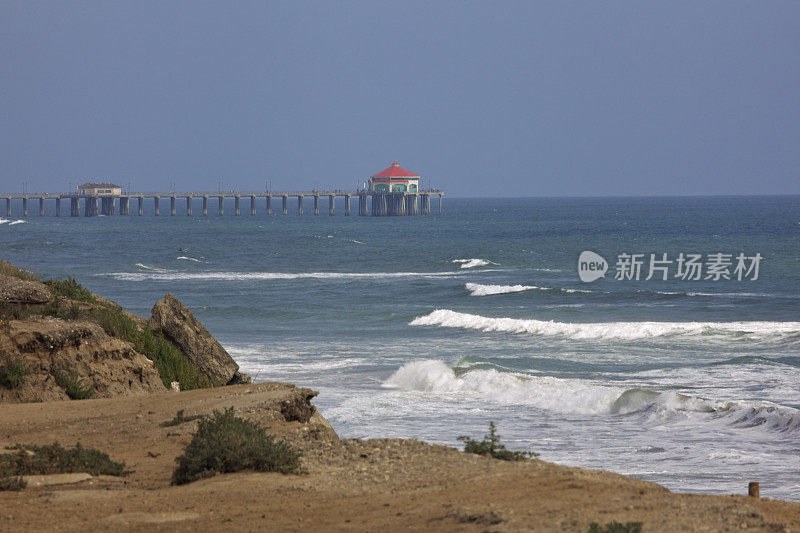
1, 1, 798, 197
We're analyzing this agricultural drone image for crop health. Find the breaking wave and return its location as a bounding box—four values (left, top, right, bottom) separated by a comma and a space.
177, 256, 209, 263
102, 270, 469, 282
465, 282, 591, 296
409, 309, 800, 341
452, 258, 497, 269
384, 360, 800, 432
0, 218, 26, 226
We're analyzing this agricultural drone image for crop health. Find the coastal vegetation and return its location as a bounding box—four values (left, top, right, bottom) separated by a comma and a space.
458, 422, 538, 461
0, 354, 30, 389
172, 407, 302, 485
0, 441, 131, 491
51, 366, 94, 400
588, 521, 643, 533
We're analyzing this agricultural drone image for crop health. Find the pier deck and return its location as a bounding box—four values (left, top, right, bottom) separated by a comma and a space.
0, 190, 444, 217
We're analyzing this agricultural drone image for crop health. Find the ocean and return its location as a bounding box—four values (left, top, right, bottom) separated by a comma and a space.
2, 195, 799, 500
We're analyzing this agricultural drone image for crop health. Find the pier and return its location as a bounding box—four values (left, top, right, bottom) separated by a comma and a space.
0, 190, 444, 218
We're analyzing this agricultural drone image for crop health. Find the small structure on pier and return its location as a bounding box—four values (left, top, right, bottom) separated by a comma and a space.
78, 182, 122, 196
369, 162, 420, 193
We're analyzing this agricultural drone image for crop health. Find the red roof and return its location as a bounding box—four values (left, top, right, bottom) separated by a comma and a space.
371, 162, 420, 179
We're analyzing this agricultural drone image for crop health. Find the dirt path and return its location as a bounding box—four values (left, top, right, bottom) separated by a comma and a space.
1, 383, 798, 532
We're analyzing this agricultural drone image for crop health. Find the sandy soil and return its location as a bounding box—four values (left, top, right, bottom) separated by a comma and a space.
1, 382, 798, 532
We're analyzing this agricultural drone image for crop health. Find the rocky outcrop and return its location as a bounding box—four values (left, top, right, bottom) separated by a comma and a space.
0, 274, 52, 304
0, 316, 166, 403
150, 294, 240, 386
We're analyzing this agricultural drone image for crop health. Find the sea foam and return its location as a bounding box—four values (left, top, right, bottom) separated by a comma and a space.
465, 282, 591, 296
409, 309, 800, 341
452, 258, 497, 269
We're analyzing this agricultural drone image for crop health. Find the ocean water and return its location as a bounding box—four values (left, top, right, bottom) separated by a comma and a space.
2, 196, 799, 500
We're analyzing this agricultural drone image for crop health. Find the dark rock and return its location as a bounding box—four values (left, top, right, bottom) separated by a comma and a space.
150, 294, 238, 386
0, 274, 52, 304
227, 371, 252, 385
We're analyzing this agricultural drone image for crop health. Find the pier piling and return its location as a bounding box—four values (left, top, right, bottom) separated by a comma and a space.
329, 195, 334, 216
39, 197, 45, 217
5, 198, 9, 217
282, 195, 288, 215
250, 196, 256, 215
70, 197, 80, 217
235, 196, 240, 216
218, 196, 224, 216
297, 195, 303, 215
266, 196, 272, 215
138, 197, 143, 216
22, 198, 28, 217
170, 196, 176, 216
345, 195, 350, 216
186, 197, 192, 216
120, 197, 129, 215
154, 197, 160, 216
202, 196, 208, 216
313, 195, 319, 216
55, 197, 61, 216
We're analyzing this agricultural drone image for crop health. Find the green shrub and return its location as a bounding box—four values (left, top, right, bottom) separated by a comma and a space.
90, 306, 213, 390
0, 476, 26, 491
588, 522, 643, 533
458, 422, 538, 461
52, 368, 94, 400
0, 262, 39, 282
0, 442, 130, 477
43, 277, 95, 303
172, 407, 302, 485
161, 409, 203, 427
0, 355, 30, 389
0, 303, 31, 321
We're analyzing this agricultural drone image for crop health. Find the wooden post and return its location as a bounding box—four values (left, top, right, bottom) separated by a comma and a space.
186, 197, 192, 216
170, 196, 176, 216
55, 197, 61, 216
297, 195, 303, 215
22, 198, 28, 217
266, 195, 272, 215
235, 196, 240, 215
218, 196, 224, 216
39, 197, 45, 216
154, 197, 160, 216
313, 195, 319, 215
344, 195, 350, 216
439, 194, 443, 214
748, 482, 759, 498
250, 196, 256, 215
282, 195, 288, 215
329, 195, 334, 216
138, 197, 143, 216
5, 198, 10, 217
202, 196, 208, 216
70, 197, 80, 217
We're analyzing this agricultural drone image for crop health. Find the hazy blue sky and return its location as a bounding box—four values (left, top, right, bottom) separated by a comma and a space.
1, 1, 798, 196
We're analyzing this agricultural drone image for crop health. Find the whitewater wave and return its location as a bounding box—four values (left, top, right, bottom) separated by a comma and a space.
409, 309, 800, 341
0, 218, 26, 226
177, 256, 209, 263
384, 360, 800, 432
465, 282, 591, 296
134, 263, 172, 272
452, 258, 497, 269
102, 270, 469, 282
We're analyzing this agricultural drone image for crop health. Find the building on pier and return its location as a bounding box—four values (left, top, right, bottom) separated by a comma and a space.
78, 182, 122, 196
369, 162, 420, 193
